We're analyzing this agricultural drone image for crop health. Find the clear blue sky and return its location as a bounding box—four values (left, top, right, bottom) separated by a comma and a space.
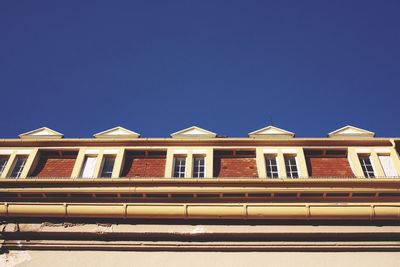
1, 1, 399, 138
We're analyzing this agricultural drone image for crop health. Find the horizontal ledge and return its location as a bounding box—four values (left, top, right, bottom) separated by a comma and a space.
2, 178, 400, 184
1, 186, 400, 194
4, 240, 400, 252
2, 202, 400, 220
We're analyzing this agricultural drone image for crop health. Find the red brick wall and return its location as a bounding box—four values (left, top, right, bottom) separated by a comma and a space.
122, 157, 166, 178
306, 157, 354, 177
213, 157, 258, 178
31, 157, 76, 178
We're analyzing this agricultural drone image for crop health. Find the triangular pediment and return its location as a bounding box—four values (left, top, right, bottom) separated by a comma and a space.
94, 126, 140, 139
171, 126, 217, 138
248, 126, 295, 138
19, 127, 64, 139
328, 125, 375, 138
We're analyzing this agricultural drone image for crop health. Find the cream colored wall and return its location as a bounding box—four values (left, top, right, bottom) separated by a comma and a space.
6, 250, 400, 267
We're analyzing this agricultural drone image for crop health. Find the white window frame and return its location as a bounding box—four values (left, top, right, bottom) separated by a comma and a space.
192, 155, 206, 178
358, 155, 375, 178
265, 154, 279, 178
173, 156, 186, 178
284, 155, 299, 179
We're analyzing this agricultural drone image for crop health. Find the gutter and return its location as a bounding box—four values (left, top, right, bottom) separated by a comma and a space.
1, 202, 400, 220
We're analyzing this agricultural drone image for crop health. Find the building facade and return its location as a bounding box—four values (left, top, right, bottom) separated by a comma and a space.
1, 125, 400, 266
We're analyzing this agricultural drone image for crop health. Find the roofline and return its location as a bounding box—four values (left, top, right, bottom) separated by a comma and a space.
0, 137, 396, 147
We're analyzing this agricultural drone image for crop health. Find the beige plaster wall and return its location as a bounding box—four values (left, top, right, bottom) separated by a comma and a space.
2, 251, 400, 267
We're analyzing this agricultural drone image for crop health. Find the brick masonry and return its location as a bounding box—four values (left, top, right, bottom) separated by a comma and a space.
306, 157, 355, 177
122, 157, 166, 178
213, 157, 258, 178
31, 157, 76, 178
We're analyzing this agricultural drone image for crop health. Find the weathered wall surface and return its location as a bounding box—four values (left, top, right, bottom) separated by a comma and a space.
2, 251, 400, 267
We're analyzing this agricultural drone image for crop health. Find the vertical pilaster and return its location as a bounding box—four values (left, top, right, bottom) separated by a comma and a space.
112, 148, 125, 178
256, 148, 266, 178
389, 148, 400, 177
164, 148, 174, 178
2, 152, 16, 178
71, 148, 86, 178
205, 148, 214, 178
93, 152, 104, 178
20, 148, 39, 178
296, 147, 308, 178
185, 151, 193, 178
277, 152, 286, 178
370, 152, 385, 178
347, 147, 364, 178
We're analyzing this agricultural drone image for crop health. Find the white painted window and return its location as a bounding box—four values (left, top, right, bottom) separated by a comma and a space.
265, 155, 279, 178
0, 156, 8, 176
284, 156, 298, 178
378, 155, 398, 177
10, 156, 28, 178
359, 155, 375, 178
193, 156, 205, 178
173, 157, 186, 178
100, 156, 115, 178
80, 156, 97, 178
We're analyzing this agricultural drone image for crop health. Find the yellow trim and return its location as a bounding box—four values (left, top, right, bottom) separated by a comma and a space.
20, 148, 39, 178
2, 202, 400, 220
370, 152, 385, 177
112, 148, 125, 178
347, 147, 365, 177
1, 151, 16, 178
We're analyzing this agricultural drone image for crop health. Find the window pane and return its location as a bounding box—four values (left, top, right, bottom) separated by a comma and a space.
265, 156, 278, 178
285, 156, 298, 179
81, 156, 97, 178
359, 156, 375, 178
0, 157, 8, 176
173, 157, 186, 178
379, 155, 398, 177
193, 156, 205, 178
100, 156, 115, 178
10, 156, 28, 178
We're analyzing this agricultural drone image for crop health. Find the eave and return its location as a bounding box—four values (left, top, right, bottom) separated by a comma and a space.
0, 137, 395, 147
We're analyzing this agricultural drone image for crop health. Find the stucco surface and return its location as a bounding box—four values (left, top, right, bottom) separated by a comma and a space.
2, 251, 400, 267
